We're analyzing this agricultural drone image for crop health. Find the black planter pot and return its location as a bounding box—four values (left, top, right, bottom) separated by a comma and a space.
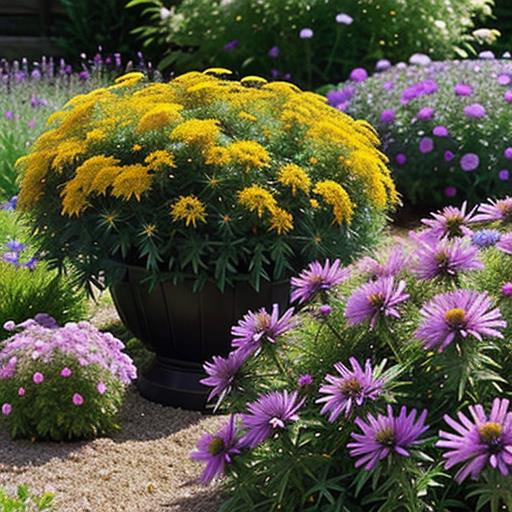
110, 265, 289, 410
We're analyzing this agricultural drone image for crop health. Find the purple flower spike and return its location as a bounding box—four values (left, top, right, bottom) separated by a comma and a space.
231, 304, 295, 356
474, 196, 512, 223
437, 398, 512, 483
412, 237, 483, 280
415, 290, 506, 352
344, 277, 409, 328
191, 415, 243, 485
290, 259, 350, 304
316, 357, 384, 422
241, 390, 305, 448
348, 405, 428, 470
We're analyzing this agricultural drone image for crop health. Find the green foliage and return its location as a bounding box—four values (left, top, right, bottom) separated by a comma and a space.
0, 485, 54, 512
202, 208, 512, 511
339, 58, 512, 207
129, 0, 493, 88
0, 210, 87, 339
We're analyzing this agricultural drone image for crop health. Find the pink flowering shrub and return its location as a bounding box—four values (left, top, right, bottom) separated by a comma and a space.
328, 57, 512, 206
0, 316, 136, 440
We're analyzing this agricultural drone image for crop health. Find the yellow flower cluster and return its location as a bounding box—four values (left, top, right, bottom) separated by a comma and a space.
17, 69, 395, 237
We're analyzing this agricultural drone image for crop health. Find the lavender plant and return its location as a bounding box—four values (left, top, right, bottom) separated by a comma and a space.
329, 56, 512, 207
191, 197, 512, 511
0, 316, 137, 441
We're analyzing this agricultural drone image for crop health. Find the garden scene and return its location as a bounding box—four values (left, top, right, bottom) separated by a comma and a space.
2, 0, 512, 510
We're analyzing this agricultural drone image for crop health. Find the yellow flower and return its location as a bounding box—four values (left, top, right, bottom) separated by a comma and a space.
141, 223, 157, 237
225, 140, 270, 169
61, 181, 88, 217
238, 185, 277, 217
205, 146, 231, 166
111, 164, 153, 201
310, 199, 319, 209
314, 180, 353, 224
170, 195, 207, 227
136, 103, 183, 132
278, 164, 311, 195
132, 144, 142, 151
114, 72, 145, 84
90, 166, 123, 195
240, 76, 268, 88
269, 207, 293, 234
86, 128, 107, 143
238, 111, 258, 122
170, 119, 220, 148
204, 68, 233, 77
144, 150, 176, 170
17, 150, 55, 208
52, 139, 87, 171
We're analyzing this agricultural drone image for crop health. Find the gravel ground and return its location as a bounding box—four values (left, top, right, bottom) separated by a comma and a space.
0, 295, 225, 511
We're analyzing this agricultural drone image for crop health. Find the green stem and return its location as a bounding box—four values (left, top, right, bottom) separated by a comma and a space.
324, 26, 341, 77
270, 347, 288, 378
381, 320, 404, 365
305, 41, 312, 89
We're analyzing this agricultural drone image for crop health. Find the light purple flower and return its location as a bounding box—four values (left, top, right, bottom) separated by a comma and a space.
60, 367, 72, 378
499, 169, 510, 181
2, 403, 12, 416
503, 283, 512, 297
473, 196, 512, 223
460, 153, 479, 172
400, 80, 438, 104
97, 382, 107, 394
316, 358, 384, 422
479, 51, 495, 60
18, 387, 25, 397
419, 137, 434, 154
395, 153, 407, 165
350, 68, 368, 82
241, 390, 305, 448
2, 251, 19, 266
231, 304, 295, 356
464, 103, 486, 119
497, 233, 512, 255
336, 13, 353, 25
326, 86, 355, 107
344, 277, 409, 328
498, 74, 511, 86
375, 59, 391, 72
358, 246, 409, 279
191, 415, 242, 485
299, 28, 314, 39
412, 237, 483, 280
268, 46, 279, 58
201, 350, 246, 404
454, 83, 473, 96
33, 372, 44, 384
415, 290, 506, 352
348, 406, 429, 470
6, 240, 25, 252
380, 109, 395, 124
417, 107, 434, 120
433, 125, 449, 137
437, 398, 512, 482
290, 259, 350, 304
72, 393, 84, 406
318, 304, 332, 317
471, 229, 501, 248
409, 53, 431, 66
504, 148, 512, 160
444, 151, 455, 162
421, 202, 476, 239
297, 374, 313, 387
505, 90, 512, 103
383, 81, 394, 91
4, 111, 14, 120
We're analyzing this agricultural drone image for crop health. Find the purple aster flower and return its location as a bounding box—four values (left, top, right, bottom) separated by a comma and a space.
223, 39, 240, 52
344, 277, 409, 328
400, 80, 438, 104
72, 393, 84, 406
2, 251, 19, 266
268, 46, 279, 58
4, 111, 14, 120
375, 59, 391, 72
454, 83, 473, 96
326, 86, 355, 107
336, 12, 353, 25
497, 233, 512, 255
380, 109, 395, 124
241, 390, 305, 448
502, 283, 512, 297
347, 405, 429, 470
358, 246, 409, 279
471, 229, 502, 248
297, 374, 313, 387
479, 51, 495, 60
299, 28, 314, 39
498, 74, 511, 86
473, 196, 512, 223
505, 90, 512, 103
444, 186, 457, 197
419, 137, 434, 154
33, 372, 44, 384
350, 68, 368, 82
24, 257, 38, 271
415, 290, 506, 352
5, 240, 25, 252
201, 350, 247, 405
317, 304, 332, 318
30, 95, 48, 108
499, 169, 510, 181
433, 125, 449, 137
191, 415, 242, 485
444, 150, 455, 162
464, 103, 486, 119
18, 387, 25, 397
60, 367, 72, 378
437, 398, 512, 482
412, 237, 483, 280
421, 202, 476, 238
395, 153, 407, 165
383, 81, 394, 91
316, 358, 384, 422
231, 304, 295, 356
97, 382, 107, 394
417, 107, 434, 121
460, 153, 480, 172
409, 53, 431, 66
504, 148, 512, 160
290, 259, 350, 304
2, 403, 12, 416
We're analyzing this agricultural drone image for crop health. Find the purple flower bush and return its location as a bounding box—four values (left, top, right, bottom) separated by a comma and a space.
192, 196, 512, 510
329, 57, 512, 206
0, 316, 136, 440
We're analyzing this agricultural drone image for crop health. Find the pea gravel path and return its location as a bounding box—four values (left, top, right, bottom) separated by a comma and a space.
0, 297, 225, 511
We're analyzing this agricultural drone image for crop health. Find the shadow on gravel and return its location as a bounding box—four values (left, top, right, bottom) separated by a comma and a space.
159, 487, 224, 512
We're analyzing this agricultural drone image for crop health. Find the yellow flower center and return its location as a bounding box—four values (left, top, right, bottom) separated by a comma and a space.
170, 195, 207, 228
444, 308, 466, 326
208, 436, 225, 455
254, 313, 271, 331
376, 427, 395, 446
340, 378, 362, 396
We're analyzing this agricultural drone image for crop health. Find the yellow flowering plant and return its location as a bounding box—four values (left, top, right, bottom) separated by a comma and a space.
18, 69, 397, 292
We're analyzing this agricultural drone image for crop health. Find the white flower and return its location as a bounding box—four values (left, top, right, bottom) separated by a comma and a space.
160, 7, 171, 20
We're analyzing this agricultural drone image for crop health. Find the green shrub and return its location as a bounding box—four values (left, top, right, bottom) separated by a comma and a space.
0, 318, 137, 441
0, 485, 54, 512
130, 0, 493, 88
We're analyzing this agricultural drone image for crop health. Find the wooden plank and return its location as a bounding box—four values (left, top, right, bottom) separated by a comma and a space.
0, 36, 59, 60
